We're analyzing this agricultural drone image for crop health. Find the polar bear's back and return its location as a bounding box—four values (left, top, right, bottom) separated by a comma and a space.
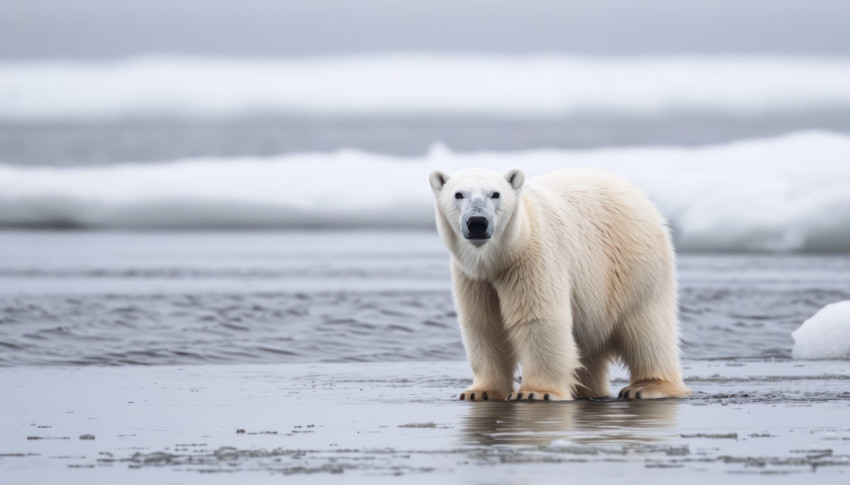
530, 168, 664, 224
527, 168, 670, 242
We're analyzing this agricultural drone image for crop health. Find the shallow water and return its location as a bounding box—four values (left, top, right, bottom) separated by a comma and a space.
2, 231, 850, 482
1, 231, 848, 367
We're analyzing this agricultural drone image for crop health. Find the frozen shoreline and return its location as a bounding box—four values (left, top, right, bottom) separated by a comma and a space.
2, 360, 849, 483
2, 132, 850, 252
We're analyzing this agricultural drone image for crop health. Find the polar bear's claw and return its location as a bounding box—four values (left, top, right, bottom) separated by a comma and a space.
509, 391, 568, 401
618, 380, 691, 400
459, 390, 507, 401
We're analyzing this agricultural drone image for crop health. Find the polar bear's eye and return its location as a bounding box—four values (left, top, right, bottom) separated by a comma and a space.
491, 192, 500, 199
455, 192, 464, 199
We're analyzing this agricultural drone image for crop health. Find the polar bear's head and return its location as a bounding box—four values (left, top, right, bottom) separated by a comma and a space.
429, 168, 525, 247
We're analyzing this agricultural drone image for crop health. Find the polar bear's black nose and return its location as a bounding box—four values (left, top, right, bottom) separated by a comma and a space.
466, 216, 489, 237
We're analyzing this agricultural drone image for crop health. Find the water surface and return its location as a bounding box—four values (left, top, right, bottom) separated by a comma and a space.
1, 231, 847, 366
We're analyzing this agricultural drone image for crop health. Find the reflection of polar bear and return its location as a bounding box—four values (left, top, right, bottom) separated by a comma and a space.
429, 168, 690, 401
461, 398, 680, 446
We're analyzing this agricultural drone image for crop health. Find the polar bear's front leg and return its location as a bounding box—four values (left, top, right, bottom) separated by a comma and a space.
453, 267, 516, 401
506, 315, 581, 401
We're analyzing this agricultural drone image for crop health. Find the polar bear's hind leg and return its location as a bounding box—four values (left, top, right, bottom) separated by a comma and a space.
615, 300, 690, 399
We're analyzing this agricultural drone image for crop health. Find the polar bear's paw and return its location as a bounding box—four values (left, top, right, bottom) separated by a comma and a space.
458, 389, 509, 401
507, 390, 572, 401
618, 380, 691, 400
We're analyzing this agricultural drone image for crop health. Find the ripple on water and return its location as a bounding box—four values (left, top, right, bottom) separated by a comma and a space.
0, 254, 848, 366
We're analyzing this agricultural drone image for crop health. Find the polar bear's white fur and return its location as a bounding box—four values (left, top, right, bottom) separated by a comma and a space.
429, 168, 690, 401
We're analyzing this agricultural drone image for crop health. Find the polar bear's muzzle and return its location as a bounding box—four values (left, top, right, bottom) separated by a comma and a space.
463, 214, 493, 243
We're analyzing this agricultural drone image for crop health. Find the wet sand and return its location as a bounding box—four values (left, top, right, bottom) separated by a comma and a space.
2, 360, 849, 483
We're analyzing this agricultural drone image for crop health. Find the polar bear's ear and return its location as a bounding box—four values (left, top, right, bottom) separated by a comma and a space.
504, 169, 524, 190
429, 170, 450, 193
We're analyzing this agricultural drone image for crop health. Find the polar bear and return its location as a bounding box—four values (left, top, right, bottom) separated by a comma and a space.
429, 167, 690, 401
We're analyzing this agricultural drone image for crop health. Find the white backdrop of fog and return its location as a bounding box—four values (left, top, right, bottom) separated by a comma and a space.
1, 0, 849, 59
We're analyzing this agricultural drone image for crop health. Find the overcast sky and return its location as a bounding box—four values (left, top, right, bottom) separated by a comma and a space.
1, 0, 849, 59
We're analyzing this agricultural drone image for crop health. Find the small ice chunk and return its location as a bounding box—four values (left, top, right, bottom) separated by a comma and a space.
792, 301, 850, 360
